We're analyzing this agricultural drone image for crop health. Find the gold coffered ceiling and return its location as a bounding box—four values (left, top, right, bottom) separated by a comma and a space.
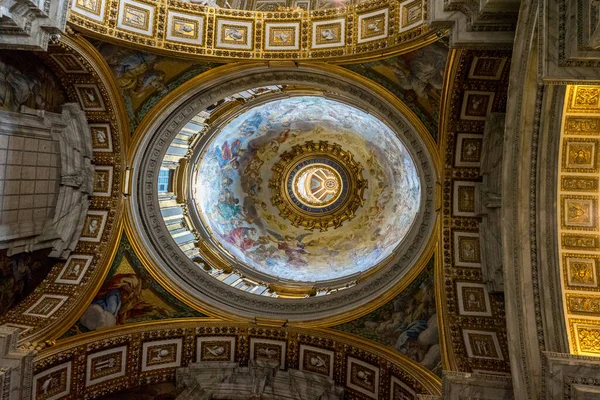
559, 85, 600, 356
68, 0, 434, 62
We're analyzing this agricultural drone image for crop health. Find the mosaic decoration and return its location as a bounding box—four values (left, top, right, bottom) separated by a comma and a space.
398, 0, 422, 32
312, 18, 345, 48
55, 255, 94, 285
0, 37, 126, 343
141, 338, 183, 371
166, 12, 204, 46
33, 321, 441, 399
358, 9, 388, 43
96, 42, 221, 133
439, 49, 512, 373
117, 0, 155, 36
193, 96, 420, 282
61, 234, 206, 338
299, 344, 334, 377
334, 258, 441, 374
74, 83, 106, 111
265, 22, 300, 50
558, 85, 600, 355
343, 40, 449, 141
71, 0, 104, 21
68, 0, 432, 61
197, 336, 235, 362
93, 166, 114, 197
250, 337, 287, 368
33, 361, 72, 400
216, 19, 253, 49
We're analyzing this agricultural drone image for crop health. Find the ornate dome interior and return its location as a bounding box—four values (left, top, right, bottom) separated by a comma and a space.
191, 95, 421, 283
0, 1, 597, 400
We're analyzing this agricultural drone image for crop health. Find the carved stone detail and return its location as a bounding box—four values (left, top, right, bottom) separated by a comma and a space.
0, 0, 69, 50
542, 0, 600, 82
428, 0, 520, 47
542, 352, 600, 399
0, 103, 93, 259
176, 360, 344, 400
475, 112, 505, 293
442, 371, 513, 399
0, 327, 34, 400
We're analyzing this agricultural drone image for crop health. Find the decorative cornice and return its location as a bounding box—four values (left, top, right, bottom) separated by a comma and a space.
32, 320, 442, 399
67, 0, 440, 63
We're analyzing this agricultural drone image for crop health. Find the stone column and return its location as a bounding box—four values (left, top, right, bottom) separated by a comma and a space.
542, 352, 600, 398
0, 103, 93, 259
475, 112, 505, 293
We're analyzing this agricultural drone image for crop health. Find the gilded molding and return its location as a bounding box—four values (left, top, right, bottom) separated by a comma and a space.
0, 35, 128, 343
32, 319, 442, 398
68, 0, 441, 63
557, 85, 600, 356
124, 62, 441, 327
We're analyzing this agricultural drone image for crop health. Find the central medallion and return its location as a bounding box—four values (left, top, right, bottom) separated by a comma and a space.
270, 141, 367, 231
290, 160, 347, 211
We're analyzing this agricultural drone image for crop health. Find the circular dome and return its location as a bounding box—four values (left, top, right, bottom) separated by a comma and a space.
129, 64, 437, 322
191, 96, 420, 283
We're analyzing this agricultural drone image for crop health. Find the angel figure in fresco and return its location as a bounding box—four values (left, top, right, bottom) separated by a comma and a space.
217, 189, 242, 221
222, 227, 258, 251
266, 230, 312, 267
377, 44, 446, 110
79, 273, 169, 331
101, 46, 167, 98
239, 112, 267, 136
215, 139, 243, 169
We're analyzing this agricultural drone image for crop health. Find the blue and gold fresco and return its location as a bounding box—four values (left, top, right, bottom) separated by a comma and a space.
335, 258, 441, 375
61, 235, 207, 338
344, 40, 449, 141
94, 43, 220, 133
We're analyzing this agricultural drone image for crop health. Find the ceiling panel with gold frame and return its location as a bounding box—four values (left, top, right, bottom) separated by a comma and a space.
558, 85, 600, 356
68, 0, 437, 62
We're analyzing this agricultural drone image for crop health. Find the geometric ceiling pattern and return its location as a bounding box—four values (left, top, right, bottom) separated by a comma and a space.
558, 85, 600, 356
439, 48, 512, 374
32, 320, 442, 399
0, 37, 127, 345
69, 0, 433, 61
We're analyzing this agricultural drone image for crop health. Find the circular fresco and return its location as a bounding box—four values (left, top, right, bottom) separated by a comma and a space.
191, 96, 421, 283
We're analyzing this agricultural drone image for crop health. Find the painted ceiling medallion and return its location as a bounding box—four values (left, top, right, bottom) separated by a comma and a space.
270, 141, 367, 231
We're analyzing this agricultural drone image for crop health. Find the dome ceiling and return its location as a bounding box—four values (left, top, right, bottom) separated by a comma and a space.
192, 96, 421, 283
130, 65, 436, 321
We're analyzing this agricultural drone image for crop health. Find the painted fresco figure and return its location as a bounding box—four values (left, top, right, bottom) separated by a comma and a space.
80, 274, 168, 330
